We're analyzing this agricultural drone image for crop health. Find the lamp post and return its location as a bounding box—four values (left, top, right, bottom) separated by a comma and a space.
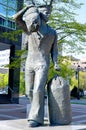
76, 65, 80, 100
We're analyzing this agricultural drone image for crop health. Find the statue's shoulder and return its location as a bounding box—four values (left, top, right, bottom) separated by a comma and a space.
47, 25, 57, 36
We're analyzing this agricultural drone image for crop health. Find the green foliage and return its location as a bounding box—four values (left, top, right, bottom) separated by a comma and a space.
70, 76, 78, 90
48, 56, 75, 82
48, 62, 57, 81
58, 56, 74, 78
79, 71, 86, 90
19, 72, 25, 95
7, 50, 27, 69
49, 1, 86, 54
0, 73, 8, 88
0, 30, 23, 42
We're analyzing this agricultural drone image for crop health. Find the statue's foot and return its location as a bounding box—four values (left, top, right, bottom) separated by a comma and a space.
28, 120, 42, 127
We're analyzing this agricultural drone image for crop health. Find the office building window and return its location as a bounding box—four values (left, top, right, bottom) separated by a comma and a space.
0, 0, 17, 17
0, 0, 17, 29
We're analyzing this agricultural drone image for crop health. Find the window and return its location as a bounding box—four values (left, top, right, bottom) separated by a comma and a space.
0, 0, 7, 5
0, 0, 17, 9
0, 4, 7, 16
8, 0, 17, 9
0, 0, 17, 29
0, 0, 17, 17
0, 16, 5, 26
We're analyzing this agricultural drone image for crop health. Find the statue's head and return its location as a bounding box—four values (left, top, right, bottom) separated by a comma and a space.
23, 5, 41, 33
38, 5, 52, 22
13, 1, 53, 33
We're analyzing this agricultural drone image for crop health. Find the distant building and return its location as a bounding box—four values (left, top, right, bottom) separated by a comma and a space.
72, 59, 86, 71
0, 49, 10, 74
0, 49, 10, 67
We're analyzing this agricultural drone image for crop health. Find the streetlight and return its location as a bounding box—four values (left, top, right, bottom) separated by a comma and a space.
76, 65, 80, 100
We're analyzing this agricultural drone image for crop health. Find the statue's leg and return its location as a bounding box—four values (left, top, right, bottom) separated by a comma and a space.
25, 66, 35, 102
28, 65, 49, 125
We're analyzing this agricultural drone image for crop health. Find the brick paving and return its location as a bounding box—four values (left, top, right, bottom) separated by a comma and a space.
0, 96, 86, 130
0, 104, 27, 120
72, 104, 86, 125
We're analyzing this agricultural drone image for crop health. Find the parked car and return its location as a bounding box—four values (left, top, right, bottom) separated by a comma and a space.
84, 91, 86, 96
0, 86, 8, 94
70, 86, 84, 99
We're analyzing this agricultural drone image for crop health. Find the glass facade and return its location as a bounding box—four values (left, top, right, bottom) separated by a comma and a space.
0, 0, 17, 17
0, 15, 16, 29
0, 0, 17, 29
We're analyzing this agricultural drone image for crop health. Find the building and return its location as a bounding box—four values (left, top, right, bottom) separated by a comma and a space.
0, 0, 24, 103
72, 59, 86, 71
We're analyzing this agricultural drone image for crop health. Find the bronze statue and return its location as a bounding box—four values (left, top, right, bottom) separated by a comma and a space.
13, 2, 60, 127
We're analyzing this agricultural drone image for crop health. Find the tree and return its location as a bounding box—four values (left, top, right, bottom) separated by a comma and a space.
28, 0, 86, 54
48, 56, 75, 81
1, 0, 86, 90
79, 71, 86, 90
2, 0, 86, 53
49, 0, 86, 55
2, 0, 86, 56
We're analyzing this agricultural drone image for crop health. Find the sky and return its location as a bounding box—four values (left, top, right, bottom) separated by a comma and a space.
37, 0, 86, 59
73, 0, 86, 59
0, 50, 10, 67
75, 0, 86, 24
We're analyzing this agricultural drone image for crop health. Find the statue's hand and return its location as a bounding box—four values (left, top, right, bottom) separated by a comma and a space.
54, 64, 61, 71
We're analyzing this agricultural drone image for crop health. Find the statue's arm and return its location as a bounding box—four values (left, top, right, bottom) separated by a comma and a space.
51, 31, 60, 70
51, 31, 58, 64
13, 7, 28, 34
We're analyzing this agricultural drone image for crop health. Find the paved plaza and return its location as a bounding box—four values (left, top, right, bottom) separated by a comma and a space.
0, 96, 86, 130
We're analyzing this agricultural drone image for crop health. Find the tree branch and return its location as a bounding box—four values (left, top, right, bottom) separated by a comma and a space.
31, 0, 35, 5
50, 0, 54, 6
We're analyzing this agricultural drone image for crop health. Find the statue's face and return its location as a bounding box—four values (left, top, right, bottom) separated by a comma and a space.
25, 13, 40, 32
39, 6, 51, 22
23, 7, 41, 33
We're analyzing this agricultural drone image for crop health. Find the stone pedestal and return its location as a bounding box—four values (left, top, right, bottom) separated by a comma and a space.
47, 75, 72, 125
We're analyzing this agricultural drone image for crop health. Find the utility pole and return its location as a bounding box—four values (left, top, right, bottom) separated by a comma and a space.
77, 65, 80, 100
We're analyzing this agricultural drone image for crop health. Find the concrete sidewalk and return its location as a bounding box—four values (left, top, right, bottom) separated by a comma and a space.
71, 98, 86, 105
0, 96, 86, 130
0, 119, 86, 130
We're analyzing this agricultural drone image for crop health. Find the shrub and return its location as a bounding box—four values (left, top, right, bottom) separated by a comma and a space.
19, 72, 25, 95
0, 73, 8, 88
